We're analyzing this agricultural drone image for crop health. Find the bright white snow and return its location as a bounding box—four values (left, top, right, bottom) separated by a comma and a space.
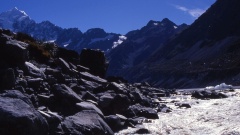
0, 7, 29, 30
112, 35, 127, 49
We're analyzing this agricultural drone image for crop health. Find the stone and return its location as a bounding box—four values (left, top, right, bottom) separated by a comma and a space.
76, 102, 104, 117
111, 94, 131, 114
52, 84, 82, 104
62, 110, 113, 135
127, 104, 159, 119
79, 49, 108, 78
105, 115, 126, 132
0, 97, 48, 135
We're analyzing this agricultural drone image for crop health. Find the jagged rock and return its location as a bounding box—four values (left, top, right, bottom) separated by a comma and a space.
79, 72, 107, 84
0, 35, 28, 66
38, 110, 63, 135
98, 94, 114, 113
0, 96, 48, 135
57, 58, 70, 73
62, 110, 114, 135
126, 104, 159, 119
77, 65, 90, 72
76, 102, 103, 117
157, 104, 172, 113
27, 78, 43, 89
0, 68, 15, 89
106, 82, 128, 94
105, 115, 126, 132
106, 76, 128, 83
82, 91, 98, 101
52, 84, 82, 104
192, 90, 228, 99
79, 49, 108, 78
134, 128, 151, 134
111, 94, 131, 114
24, 62, 46, 78
0, 90, 34, 107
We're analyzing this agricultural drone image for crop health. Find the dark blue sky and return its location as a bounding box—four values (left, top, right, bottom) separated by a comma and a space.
0, 0, 216, 34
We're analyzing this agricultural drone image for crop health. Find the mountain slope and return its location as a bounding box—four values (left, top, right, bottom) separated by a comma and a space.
116, 0, 240, 88
106, 18, 188, 76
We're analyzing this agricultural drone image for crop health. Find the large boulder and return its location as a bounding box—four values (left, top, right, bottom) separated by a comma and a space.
126, 104, 159, 119
52, 84, 82, 104
0, 68, 15, 89
62, 110, 114, 135
0, 90, 34, 107
79, 49, 108, 78
110, 94, 131, 114
0, 35, 28, 66
0, 97, 48, 135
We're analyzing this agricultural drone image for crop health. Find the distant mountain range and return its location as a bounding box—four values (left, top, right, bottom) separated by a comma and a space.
0, 7, 121, 52
2, 0, 240, 88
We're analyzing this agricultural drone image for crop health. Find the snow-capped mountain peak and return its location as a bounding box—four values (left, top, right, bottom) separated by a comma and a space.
0, 7, 30, 30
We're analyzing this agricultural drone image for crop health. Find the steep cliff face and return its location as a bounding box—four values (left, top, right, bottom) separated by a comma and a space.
111, 0, 240, 88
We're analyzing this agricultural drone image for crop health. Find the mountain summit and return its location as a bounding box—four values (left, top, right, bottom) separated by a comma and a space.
0, 7, 30, 30
117, 0, 240, 88
0, 8, 121, 53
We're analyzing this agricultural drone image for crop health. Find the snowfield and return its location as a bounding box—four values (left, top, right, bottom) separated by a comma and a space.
116, 90, 240, 135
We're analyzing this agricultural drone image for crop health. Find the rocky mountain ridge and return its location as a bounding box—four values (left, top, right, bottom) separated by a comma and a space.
0, 7, 121, 53
108, 0, 240, 88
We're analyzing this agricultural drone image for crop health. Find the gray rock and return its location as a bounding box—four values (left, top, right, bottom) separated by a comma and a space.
0, 97, 48, 135
52, 84, 82, 104
62, 110, 113, 135
76, 102, 104, 117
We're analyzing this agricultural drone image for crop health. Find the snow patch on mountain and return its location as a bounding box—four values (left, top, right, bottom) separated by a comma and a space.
89, 34, 114, 45
0, 7, 30, 30
112, 35, 127, 49
63, 39, 72, 47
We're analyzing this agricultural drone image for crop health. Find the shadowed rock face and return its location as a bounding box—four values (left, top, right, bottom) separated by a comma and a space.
0, 95, 48, 135
80, 49, 108, 78
107, 0, 240, 88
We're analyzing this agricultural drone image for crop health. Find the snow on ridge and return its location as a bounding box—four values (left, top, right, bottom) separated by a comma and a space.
89, 34, 114, 45
153, 23, 159, 26
112, 35, 127, 49
62, 39, 72, 47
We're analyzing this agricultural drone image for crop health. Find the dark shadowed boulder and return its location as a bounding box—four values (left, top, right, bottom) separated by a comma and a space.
0, 68, 15, 89
105, 115, 126, 132
111, 94, 131, 114
82, 91, 98, 101
135, 128, 151, 134
192, 90, 228, 99
126, 104, 159, 119
79, 49, 108, 78
52, 84, 82, 104
106, 82, 128, 94
62, 110, 114, 135
57, 58, 70, 73
76, 102, 104, 117
0, 97, 48, 135
0, 35, 28, 66
0, 90, 34, 108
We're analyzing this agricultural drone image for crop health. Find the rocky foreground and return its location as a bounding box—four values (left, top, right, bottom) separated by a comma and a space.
0, 29, 174, 135
0, 29, 233, 135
